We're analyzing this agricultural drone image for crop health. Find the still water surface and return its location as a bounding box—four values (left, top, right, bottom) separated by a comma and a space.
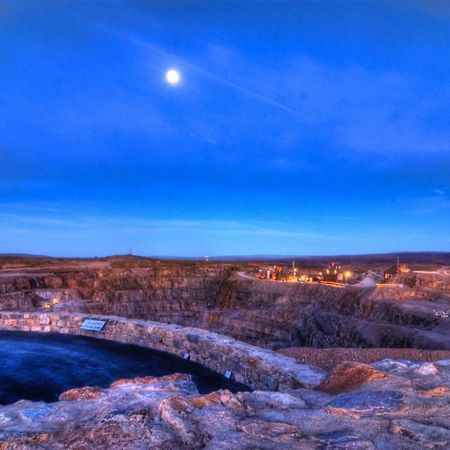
0, 331, 249, 405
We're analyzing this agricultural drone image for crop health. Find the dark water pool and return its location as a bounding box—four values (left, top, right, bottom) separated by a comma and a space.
0, 331, 250, 405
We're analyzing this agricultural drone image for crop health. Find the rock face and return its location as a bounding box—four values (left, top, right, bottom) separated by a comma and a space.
0, 359, 450, 449
0, 263, 232, 318
0, 262, 450, 349
393, 271, 450, 291
317, 362, 385, 394
1, 261, 449, 350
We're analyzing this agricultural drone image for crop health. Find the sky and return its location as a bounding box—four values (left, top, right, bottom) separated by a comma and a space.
1, 0, 450, 257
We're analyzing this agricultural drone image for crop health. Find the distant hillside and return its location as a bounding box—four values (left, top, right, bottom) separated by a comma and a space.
209, 252, 450, 266
0, 252, 449, 270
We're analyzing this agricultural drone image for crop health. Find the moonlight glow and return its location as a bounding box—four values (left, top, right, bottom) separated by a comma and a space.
166, 69, 181, 84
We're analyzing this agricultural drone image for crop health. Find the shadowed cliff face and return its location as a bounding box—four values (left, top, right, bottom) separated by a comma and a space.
0, 260, 449, 350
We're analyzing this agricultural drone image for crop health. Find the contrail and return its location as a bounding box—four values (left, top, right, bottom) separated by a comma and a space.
60, 6, 307, 119
129, 33, 305, 117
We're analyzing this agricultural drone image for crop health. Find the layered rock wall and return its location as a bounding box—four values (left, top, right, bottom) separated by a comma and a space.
0, 264, 449, 350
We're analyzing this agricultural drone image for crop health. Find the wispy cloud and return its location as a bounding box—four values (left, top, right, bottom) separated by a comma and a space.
63, 6, 450, 162
0, 181, 59, 189
6, 3, 447, 182
0, 202, 325, 243
397, 0, 450, 18
410, 195, 450, 215
62, 6, 308, 119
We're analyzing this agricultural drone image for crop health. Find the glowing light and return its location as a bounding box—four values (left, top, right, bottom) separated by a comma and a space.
166, 69, 181, 85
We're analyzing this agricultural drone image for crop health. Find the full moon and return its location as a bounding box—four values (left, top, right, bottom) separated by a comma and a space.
166, 69, 181, 85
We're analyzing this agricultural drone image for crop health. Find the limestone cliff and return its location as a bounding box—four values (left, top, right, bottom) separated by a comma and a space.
0, 260, 449, 350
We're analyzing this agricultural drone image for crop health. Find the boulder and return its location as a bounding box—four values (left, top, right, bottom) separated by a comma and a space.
318, 361, 385, 394
59, 386, 105, 401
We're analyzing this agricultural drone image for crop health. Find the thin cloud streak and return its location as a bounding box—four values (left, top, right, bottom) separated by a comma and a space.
62, 6, 310, 120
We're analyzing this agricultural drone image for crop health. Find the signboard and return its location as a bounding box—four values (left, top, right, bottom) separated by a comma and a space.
80, 319, 106, 332
224, 370, 232, 379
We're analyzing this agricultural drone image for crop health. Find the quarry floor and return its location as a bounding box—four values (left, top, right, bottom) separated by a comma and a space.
279, 347, 450, 371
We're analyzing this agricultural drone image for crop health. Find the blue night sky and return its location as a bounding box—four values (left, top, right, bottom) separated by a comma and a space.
1, 0, 450, 257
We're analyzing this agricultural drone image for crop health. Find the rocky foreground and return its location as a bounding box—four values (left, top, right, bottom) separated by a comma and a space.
1, 359, 450, 449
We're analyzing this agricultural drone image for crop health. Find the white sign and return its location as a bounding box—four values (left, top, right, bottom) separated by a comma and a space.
224, 370, 232, 379
80, 319, 106, 332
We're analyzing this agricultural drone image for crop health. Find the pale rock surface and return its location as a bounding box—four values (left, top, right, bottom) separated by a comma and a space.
0, 360, 449, 449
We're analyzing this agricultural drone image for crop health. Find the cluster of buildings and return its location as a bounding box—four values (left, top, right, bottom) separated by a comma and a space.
383, 257, 410, 281
255, 258, 409, 285
256, 261, 352, 284
322, 261, 353, 283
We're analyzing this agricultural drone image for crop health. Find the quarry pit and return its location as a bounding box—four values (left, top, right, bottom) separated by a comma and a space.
0, 255, 449, 449
1, 256, 449, 351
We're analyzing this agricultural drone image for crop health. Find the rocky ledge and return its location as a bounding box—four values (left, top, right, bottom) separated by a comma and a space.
1, 359, 450, 449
